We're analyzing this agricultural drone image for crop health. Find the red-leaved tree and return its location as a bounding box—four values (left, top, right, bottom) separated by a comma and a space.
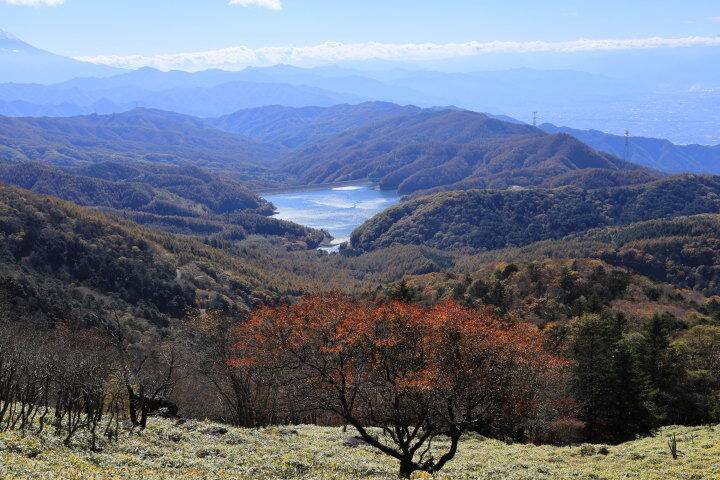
231, 294, 564, 478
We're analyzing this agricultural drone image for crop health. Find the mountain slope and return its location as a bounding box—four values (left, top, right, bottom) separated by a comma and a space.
541, 123, 720, 174
0, 161, 326, 246
351, 174, 720, 251
211, 102, 423, 148
0, 30, 121, 84
0, 109, 286, 179
285, 109, 656, 194
455, 213, 720, 297
0, 161, 270, 214
0, 182, 289, 329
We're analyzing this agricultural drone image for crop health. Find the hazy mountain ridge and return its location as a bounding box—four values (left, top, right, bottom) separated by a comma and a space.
541, 123, 720, 174
0, 74, 364, 118
0, 30, 121, 84
282, 109, 656, 194
0, 109, 288, 181
211, 102, 423, 148
0, 103, 669, 197
1, 33, 719, 143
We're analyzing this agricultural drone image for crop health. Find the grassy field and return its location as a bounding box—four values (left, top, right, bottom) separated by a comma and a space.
0, 419, 718, 480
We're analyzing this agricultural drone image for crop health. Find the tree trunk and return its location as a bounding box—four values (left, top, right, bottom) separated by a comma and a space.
140, 405, 148, 430
398, 458, 417, 479
127, 385, 138, 426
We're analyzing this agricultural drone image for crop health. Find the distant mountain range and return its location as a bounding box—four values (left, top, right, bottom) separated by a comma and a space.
1, 31, 719, 143
0, 62, 637, 119
0, 30, 121, 84
210, 103, 720, 182
0, 78, 362, 118
0, 103, 695, 198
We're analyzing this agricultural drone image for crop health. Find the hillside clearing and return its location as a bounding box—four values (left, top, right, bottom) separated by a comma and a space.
0, 421, 717, 479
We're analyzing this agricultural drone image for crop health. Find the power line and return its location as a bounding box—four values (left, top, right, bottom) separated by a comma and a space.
623, 129, 630, 161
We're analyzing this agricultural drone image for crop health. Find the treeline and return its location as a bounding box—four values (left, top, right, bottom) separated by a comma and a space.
0, 302, 338, 447
565, 311, 719, 442
352, 175, 720, 251
393, 259, 657, 320
0, 322, 123, 447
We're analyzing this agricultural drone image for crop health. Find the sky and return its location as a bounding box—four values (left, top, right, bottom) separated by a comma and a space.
2, 0, 720, 69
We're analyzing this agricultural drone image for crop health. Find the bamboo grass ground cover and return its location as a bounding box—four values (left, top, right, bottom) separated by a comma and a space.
0, 420, 718, 480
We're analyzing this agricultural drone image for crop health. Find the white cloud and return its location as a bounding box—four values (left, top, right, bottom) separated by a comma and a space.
76, 36, 720, 71
3, 0, 65, 6
709, 16, 720, 21
229, 0, 282, 10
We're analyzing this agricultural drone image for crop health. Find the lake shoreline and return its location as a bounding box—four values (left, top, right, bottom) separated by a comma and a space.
262, 184, 400, 252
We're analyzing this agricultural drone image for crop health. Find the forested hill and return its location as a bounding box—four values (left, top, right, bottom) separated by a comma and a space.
0, 182, 292, 331
351, 174, 720, 251
211, 102, 423, 148
452, 213, 720, 298
0, 109, 287, 178
0, 161, 271, 215
283, 109, 657, 194
0, 161, 324, 247
0, 105, 665, 196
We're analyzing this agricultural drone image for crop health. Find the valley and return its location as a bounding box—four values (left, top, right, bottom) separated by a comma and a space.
1, 16, 720, 480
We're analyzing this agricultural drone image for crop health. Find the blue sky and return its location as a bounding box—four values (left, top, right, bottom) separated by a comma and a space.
2, 0, 720, 62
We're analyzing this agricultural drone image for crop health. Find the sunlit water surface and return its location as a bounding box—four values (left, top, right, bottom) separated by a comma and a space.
263, 184, 400, 250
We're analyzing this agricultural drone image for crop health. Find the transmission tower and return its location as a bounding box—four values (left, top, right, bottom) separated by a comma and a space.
623, 130, 630, 161
532, 111, 538, 127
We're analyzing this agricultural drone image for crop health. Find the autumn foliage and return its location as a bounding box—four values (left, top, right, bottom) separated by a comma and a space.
231, 293, 564, 477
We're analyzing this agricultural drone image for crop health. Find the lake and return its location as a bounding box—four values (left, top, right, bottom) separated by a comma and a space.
263, 184, 400, 249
